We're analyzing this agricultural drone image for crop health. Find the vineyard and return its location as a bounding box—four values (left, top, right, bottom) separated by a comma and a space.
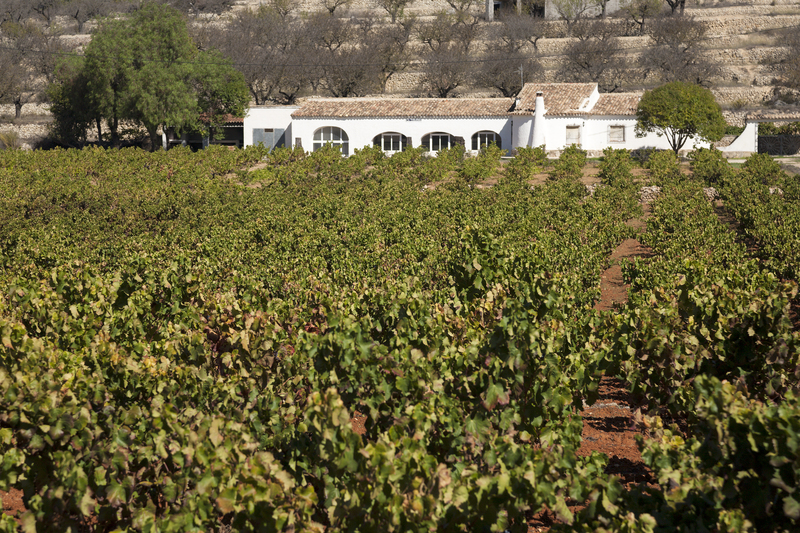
0, 144, 798, 532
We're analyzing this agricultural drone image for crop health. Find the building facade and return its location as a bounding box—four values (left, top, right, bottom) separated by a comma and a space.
243, 83, 750, 157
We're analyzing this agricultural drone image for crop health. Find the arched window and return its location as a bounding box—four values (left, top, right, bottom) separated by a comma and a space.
471, 131, 502, 151
421, 132, 453, 153
313, 126, 349, 156
373, 132, 408, 155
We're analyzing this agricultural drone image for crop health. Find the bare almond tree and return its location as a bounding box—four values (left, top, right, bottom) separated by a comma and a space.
31, 0, 60, 27
322, 0, 352, 16
157, 0, 234, 17
475, 9, 544, 96
200, 7, 310, 104
475, 51, 541, 97
419, 42, 471, 97
269, 0, 295, 20
559, 19, 628, 92
416, 8, 481, 96
374, 0, 414, 23
639, 14, 719, 86
664, 0, 688, 16
785, 27, 800, 90
551, 0, 592, 37
417, 11, 457, 51
418, 10, 481, 54
306, 11, 354, 52
593, 0, 610, 18
0, 38, 27, 113
0, 0, 31, 24
304, 12, 385, 97
622, 0, 662, 35
493, 9, 547, 52
445, 0, 479, 16
367, 21, 414, 92
62, 0, 111, 33
323, 45, 380, 97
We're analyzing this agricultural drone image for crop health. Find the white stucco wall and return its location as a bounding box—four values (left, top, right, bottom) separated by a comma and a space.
531, 115, 711, 153
289, 116, 513, 154
244, 105, 720, 157
720, 121, 758, 154
243, 106, 299, 148
512, 116, 534, 149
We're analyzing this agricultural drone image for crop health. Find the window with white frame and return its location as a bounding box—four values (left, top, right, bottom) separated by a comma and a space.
373, 132, 408, 154
609, 125, 625, 143
471, 131, 501, 150
566, 126, 581, 146
422, 132, 453, 153
313, 126, 349, 156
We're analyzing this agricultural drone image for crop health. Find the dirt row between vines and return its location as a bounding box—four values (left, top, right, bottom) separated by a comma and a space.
357, 193, 658, 531
526, 204, 656, 531
350, 190, 658, 532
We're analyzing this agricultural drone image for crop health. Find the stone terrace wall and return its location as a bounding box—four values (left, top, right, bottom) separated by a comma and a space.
700, 14, 800, 38
0, 123, 51, 149
234, 0, 486, 17
0, 104, 50, 117
688, 4, 800, 17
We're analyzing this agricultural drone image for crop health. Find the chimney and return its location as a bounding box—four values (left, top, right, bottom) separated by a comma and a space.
532, 91, 546, 149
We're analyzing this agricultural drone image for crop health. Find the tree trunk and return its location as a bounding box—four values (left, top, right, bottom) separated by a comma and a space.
111, 117, 119, 149
149, 127, 162, 152
679, 0, 686, 15
486, 0, 493, 21
96, 117, 102, 143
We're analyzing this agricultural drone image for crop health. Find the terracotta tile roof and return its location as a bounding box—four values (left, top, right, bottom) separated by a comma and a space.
292, 97, 514, 118
590, 93, 641, 116
514, 83, 597, 116
746, 109, 800, 121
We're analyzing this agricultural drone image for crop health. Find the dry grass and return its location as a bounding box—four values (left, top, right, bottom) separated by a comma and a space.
0, 131, 22, 150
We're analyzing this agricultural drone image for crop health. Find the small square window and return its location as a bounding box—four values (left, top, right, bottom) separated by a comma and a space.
566, 126, 581, 146
609, 125, 625, 143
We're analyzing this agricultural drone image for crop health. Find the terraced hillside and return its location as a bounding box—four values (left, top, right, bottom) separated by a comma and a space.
1, 0, 799, 148
225, 0, 799, 111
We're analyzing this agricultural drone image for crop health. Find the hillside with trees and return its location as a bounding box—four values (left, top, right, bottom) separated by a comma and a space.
0, 0, 799, 148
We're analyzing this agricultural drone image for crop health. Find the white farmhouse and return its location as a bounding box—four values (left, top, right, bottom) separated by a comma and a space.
243, 82, 748, 157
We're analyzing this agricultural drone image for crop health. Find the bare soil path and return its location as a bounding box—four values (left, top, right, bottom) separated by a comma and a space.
527, 201, 656, 531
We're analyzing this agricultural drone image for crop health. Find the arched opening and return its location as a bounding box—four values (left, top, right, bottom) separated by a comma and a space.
372, 132, 409, 155
313, 126, 349, 156
421, 132, 454, 153
471, 131, 502, 151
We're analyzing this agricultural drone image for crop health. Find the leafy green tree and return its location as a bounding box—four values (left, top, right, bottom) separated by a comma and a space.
50, 1, 248, 149
635, 81, 725, 155
47, 56, 98, 146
